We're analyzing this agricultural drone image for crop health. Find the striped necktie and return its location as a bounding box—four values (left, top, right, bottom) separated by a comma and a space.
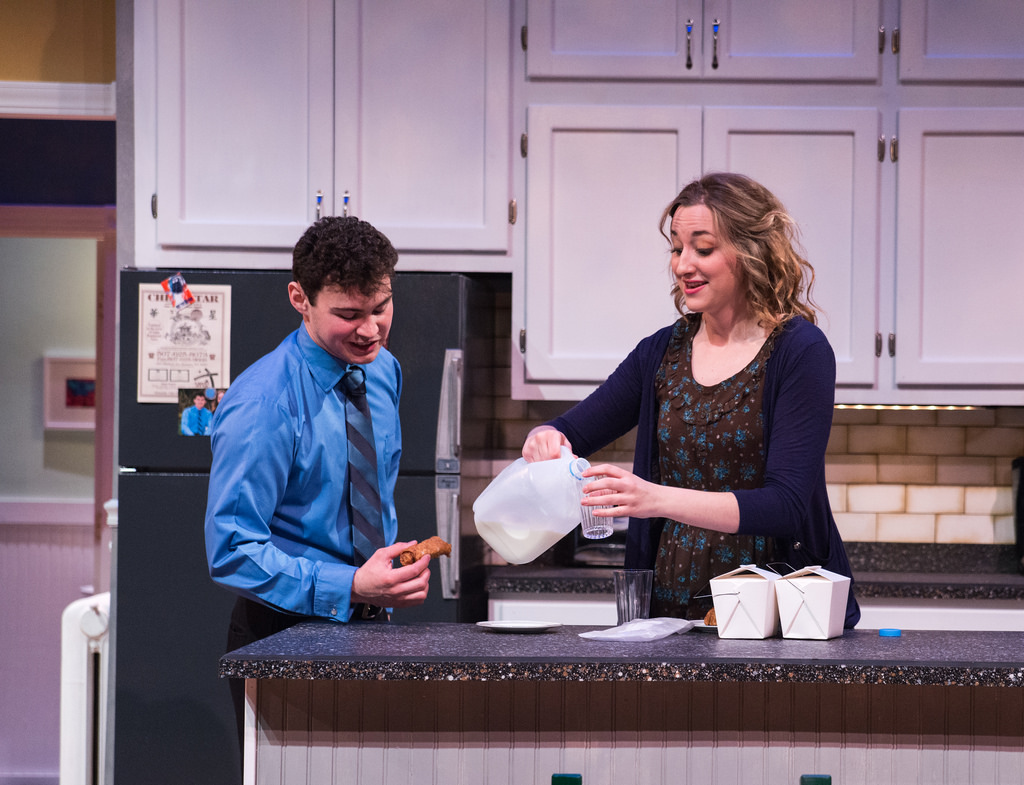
340, 365, 385, 563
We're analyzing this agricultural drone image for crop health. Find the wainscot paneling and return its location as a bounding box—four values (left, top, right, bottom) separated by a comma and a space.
250, 679, 1024, 785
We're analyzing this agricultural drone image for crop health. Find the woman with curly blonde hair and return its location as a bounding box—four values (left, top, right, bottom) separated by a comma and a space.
522, 172, 860, 628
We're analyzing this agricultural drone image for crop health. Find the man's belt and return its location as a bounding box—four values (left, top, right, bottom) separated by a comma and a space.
353, 603, 389, 621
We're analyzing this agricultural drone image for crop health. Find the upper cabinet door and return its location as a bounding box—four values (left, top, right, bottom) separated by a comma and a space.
703, 107, 882, 388
894, 109, 1024, 389
526, 0, 881, 81
525, 0, 698, 79
155, 0, 335, 248
702, 0, 881, 81
335, 0, 511, 253
899, 0, 1024, 82
524, 104, 700, 383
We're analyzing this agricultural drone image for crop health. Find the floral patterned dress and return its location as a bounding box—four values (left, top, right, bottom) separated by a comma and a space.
650, 315, 776, 620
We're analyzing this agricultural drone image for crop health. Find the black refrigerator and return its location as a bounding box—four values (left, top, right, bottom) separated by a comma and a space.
112, 269, 493, 785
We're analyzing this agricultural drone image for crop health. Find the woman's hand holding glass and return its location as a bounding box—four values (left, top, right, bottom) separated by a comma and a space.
577, 463, 661, 519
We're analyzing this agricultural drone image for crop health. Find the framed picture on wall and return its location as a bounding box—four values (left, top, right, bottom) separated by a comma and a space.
43, 357, 96, 430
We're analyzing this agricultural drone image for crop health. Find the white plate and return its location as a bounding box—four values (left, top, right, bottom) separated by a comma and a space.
691, 621, 718, 634
476, 620, 562, 634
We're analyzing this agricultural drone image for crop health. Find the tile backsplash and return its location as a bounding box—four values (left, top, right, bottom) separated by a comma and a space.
460, 276, 1024, 550
825, 407, 1023, 544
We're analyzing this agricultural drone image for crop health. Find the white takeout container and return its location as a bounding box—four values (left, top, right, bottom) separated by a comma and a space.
709, 564, 780, 639
775, 565, 850, 640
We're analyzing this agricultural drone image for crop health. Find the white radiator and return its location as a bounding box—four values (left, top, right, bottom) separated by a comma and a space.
59, 592, 110, 785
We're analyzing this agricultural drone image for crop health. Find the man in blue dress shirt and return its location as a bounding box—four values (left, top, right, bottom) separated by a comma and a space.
206, 216, 434, 755
205, 215, 432, 649
180, 391, 212, 435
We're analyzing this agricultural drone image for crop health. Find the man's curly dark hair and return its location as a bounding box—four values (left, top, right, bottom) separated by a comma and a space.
292, 216, 398, 304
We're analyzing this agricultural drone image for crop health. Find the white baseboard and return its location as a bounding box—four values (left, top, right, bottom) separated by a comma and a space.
0, 498, 93, 526
0, 80, 115, 118
0, 775, 59, 785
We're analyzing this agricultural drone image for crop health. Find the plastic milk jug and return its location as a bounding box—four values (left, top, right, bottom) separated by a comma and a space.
473, 447, 589, 564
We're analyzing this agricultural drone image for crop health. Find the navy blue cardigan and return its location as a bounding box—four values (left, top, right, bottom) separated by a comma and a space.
548, 316, 861, 628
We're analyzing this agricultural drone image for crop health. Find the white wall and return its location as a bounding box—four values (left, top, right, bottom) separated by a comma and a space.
0, 236, 96, 498
0, 236, 97, 785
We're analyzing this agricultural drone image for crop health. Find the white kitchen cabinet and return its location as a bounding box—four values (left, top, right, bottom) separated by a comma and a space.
898, 0, 1024, 82
522, 104, 697, 383
525, 0, 882, 81
153, 0, 335, 251
521, 104, 883, 391
335, 0, 511, 254
708, 107, 1024, 404
893, 108, 1024, 391
140, 0, 511, 266
521, 103, 1024, 404
512, 0, 1024, 405
702, 106, 883, 389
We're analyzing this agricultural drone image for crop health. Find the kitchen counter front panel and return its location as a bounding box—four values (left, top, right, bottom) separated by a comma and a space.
220, 620, 1024, 688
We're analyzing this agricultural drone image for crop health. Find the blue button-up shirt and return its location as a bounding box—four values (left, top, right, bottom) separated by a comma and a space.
205, 324, 402, 621
180, 404, 212, 435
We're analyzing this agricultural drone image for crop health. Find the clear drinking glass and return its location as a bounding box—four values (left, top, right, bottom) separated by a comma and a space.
569, 457, 613, 539
613, 569, 653, 625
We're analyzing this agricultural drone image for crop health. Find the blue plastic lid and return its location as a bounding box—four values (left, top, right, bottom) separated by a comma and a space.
879, 628, 902, 637
569, 457, 590, 480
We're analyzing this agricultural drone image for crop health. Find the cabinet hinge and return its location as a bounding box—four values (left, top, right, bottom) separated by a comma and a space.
519, 329, 526, 354
520, 133, 528, 158
151, 193, 158, 219
874, 332, 882, 357
508, 199, 517, 225
891, 27, 900, 55
521, 25, 527, 51
888, 333, 896, 358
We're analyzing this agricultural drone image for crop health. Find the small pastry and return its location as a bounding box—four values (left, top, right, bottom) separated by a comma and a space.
399, 536, 452, 566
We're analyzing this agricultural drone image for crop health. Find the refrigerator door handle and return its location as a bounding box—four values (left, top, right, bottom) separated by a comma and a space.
436, 476, 460, 599
435, 349, 463, 474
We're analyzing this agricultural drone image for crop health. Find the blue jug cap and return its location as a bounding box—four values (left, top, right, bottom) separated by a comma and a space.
569, 457, 590, 480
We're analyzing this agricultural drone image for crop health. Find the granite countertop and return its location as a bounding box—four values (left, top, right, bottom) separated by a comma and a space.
221, 620, 1024, 687
854, 571, 1024, 600
485, 541, 1024, 601
485, 566, 619, 595
484, 565, 1024, 600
